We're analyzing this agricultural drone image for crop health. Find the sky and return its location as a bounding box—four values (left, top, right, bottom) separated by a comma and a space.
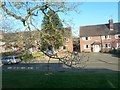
0, 1, 119, 37
59, 2, 118, 37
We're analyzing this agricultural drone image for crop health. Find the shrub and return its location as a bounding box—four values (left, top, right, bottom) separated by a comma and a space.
109, 49, 116, 54
108, 49, 120, 57
115, 49, 120, 55
1, 51, 21, 57
21, 52, 33, 63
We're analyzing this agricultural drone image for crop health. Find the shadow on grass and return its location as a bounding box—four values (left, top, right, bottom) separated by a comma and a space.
2, 63, 119, 88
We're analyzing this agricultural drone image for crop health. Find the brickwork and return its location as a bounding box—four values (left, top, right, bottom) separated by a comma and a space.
80, 35, 120, 52
80, 36, 101, 52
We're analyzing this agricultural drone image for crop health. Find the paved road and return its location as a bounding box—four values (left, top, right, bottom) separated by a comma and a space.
1, 53, 119, 72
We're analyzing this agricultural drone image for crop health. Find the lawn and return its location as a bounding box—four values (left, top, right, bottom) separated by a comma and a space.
2, 70, 119, 88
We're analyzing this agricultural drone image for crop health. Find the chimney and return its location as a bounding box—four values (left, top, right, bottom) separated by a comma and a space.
109, 19, 113, 31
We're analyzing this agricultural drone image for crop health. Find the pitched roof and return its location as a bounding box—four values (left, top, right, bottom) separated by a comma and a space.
80, 23, 120, 37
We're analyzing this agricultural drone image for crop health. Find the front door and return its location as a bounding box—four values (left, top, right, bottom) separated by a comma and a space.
93, 45, 100, 52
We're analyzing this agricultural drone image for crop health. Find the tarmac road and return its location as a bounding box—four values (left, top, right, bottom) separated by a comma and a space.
1, 53, 119, 72
85, 53, 119, 71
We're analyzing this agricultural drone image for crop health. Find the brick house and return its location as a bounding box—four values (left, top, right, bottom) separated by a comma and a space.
80, 19, 120, 52
58, 27, 73, 52
1, 27, 73, 53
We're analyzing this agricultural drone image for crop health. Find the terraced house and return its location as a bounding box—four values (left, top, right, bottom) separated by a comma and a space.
80, 19, 120, 52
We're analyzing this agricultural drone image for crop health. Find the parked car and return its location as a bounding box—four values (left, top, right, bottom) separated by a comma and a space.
0, 56, 22, 64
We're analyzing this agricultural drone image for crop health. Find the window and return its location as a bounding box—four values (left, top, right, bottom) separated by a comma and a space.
102, 35, 111, 40
63, 46, 66, 49
65, 38, 69, 42
84, 44, 90, 49
63, 45, 68, 50
103, 43, 111, 48
0, 41, 5, 45
82, 37, 91, 40
107, 35, 111, 39
115, 34, 120, 39
101, 36, 105, 40
11, 42, 16, 45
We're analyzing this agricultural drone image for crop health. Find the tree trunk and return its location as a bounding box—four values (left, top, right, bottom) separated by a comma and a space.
47, 57, 50, 71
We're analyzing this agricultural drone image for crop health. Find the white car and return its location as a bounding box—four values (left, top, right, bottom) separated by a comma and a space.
0, 56, 21, 64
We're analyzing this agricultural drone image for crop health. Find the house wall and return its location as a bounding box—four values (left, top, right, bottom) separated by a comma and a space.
80, 35, 120, 52
80, 36, 101, 52
101, 35, 120, 52
65, 36, 73, 52
0, 31, 3, 40
101, 35, 114, 52
60, 28, 73, 52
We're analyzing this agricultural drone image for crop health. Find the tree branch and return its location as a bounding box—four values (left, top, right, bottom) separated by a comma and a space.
0, 2, 25, 23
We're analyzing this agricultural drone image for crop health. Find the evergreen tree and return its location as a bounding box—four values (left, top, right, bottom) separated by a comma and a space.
41, 10, 65, 53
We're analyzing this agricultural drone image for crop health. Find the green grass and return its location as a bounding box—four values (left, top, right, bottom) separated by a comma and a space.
2, 70, 119, 88
32, 52, 44, 57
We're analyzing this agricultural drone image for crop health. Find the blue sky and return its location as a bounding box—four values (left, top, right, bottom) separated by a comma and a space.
59, 2, 118, 37
0, 2, 118, 37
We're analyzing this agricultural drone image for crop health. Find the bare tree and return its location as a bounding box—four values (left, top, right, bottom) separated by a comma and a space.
0, 1, 89, 69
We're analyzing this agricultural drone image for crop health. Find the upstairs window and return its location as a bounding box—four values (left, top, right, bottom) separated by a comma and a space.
115, 34, 120, 39
65, 38, 69, 42
102, 35, 111, 40
82, 37, 91, 40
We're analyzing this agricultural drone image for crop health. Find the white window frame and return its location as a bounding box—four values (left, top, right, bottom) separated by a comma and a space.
0, 41, 5, 45
82, 37, 91, 40
106, 35, 111, 39
65, 38, 69, 42
115, 34, 120, 39
101, 36, 105, 40
116, 43, 120, 49
102, 35, 111, 40
103, 43, 111, 48
83, 44, 90, 49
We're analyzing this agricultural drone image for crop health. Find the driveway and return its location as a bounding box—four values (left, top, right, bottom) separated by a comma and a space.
84, 53, 119, 71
